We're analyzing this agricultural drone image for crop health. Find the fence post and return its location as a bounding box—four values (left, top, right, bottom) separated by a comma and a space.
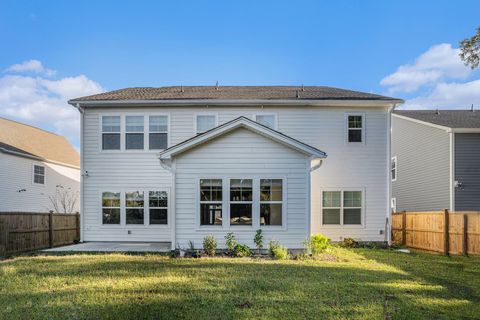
402, 211, 407, 246
48, 212, 54, 248
0, 219, 6, 256
463, 213, 468, 256
75, 213, 80, 239
444, 209, 450, 255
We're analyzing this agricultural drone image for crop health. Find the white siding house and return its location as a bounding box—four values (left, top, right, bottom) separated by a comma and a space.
0, 117, 80, 213
70, 86, 403, 249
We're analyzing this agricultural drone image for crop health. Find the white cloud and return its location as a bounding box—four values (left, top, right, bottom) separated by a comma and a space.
381, 43, 471, 93
0, 61, 104, 148
5, 59, 56, 76
403, 80, 480, 110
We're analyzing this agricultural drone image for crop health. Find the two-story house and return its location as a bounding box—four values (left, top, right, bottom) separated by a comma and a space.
69, 86, 403, 249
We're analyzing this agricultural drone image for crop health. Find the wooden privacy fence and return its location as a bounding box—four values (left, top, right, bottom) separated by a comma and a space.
0, 212, 80, 256
392, 210, 480, 255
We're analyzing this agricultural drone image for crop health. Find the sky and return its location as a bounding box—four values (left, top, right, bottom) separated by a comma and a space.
0, 0, 479, 148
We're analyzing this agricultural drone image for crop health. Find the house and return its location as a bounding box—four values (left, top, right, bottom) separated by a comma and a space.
392, 110, 480, 212
69, 86, 403, 249
0, 117, 80, 213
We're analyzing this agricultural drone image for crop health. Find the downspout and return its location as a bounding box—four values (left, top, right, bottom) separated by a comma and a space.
308, 157, 325, 238
158, 156, 176, 251
74, 103, 85, 242
449, 131, 455, 211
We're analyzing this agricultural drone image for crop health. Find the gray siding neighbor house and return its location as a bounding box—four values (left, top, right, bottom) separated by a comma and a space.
392, 110, 480, 212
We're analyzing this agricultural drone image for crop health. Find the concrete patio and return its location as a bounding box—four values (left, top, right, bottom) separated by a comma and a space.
42, 242, 171, 253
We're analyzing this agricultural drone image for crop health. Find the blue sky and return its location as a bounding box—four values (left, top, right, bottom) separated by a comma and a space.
1, 0, 479, 147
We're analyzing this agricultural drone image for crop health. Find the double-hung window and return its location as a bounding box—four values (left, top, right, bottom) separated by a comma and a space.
102, 116, 121, 150
230, 179, 253, 225
260, 179, 283, 226
196, 115, 217, 134
149, 116, 168, 150
125, 116, 144, 150
322, 191, 362, 225
102, 192, 120, 224
200, 179, 223, 225
255, 114, 276, 129
347, 115, 363, 143
149, 191, 168, 224
391, 156, 397, 181
126, 191, 144, 224
33, 165, 45, 185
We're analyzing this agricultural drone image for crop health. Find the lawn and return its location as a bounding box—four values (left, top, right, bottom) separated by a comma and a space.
1, 248, 479, 320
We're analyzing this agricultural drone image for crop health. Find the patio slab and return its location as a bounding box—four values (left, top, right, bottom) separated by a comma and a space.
42, 242, 171, 253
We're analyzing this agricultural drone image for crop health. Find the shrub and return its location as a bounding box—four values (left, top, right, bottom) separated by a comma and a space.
340, 237, 358, 248
225, 232, 237, 253
253, 229, 264, 254
234, 244, 252, 257
269, 240, 289, 260
203, 235, 217, 256
304, 233, 331, 256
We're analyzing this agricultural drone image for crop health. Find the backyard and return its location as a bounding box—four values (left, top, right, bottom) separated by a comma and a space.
1, 248, 479, 320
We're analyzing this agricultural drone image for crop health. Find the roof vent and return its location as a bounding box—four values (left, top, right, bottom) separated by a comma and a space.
215, 81, 219, 90
471, 104, 474, 112
301, 84, 305, 92
180, 85, 184, 93
296, 90, 300, 98
435, 108, 440, 115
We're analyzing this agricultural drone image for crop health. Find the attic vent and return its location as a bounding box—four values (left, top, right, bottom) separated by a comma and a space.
296, 90, 300, 98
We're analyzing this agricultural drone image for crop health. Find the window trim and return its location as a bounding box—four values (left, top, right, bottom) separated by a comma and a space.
320, 188, 365, 227
391, 156, 397, 182
345, 113, 365, 144
148, 113, 170, 151
32, 164, 46, 186
194, 113, 218, 135
100, 115, 122, 152
124, 115, 146, 151
254, 113, 278, 130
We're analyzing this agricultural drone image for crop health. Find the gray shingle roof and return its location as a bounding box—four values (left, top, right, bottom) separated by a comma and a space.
394, 110, 480, 129
70, 86, 401, 102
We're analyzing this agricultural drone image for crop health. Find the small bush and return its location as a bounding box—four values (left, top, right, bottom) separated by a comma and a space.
340, 237, 358, 248
304, 233, 331, 256
203, 235, 217, 256
253, 229, 264, 254
234, 244, 252, 257
225, 232, 237, 253
269, 240, 289, 260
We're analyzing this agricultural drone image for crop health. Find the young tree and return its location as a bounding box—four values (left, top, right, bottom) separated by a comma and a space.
46, 184, 79, 214
460, 26, 480, 69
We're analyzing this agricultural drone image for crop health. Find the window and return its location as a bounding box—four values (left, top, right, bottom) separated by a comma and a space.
391, 157, 397, 181
322, 191, 362, 225
149, 191, 168, 224
126, 191, 144, 224
125, 116, 144, 150
255, 114, 276, 129
200, 179, 223, 225
347, 115, 363, 143
149, 116, 168, 150
33, 165, 45, 185
102, 116, 121, 150
102, 192, 120, 224
260, 179, 282, 226
391, 197, 397, 213
196, 115, 216, 134
230, 179, 253, 225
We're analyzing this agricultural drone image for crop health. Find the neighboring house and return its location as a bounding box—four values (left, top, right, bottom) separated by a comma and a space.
392, 110, 480, 212
69, 86, 403, 249
0, 117, 80, 213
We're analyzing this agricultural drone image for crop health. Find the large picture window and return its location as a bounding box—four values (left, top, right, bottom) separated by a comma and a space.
230, 179, 253, 225
322, 191, 362, 225
260, 179, 283, 226
125, 116, 144, 150
102, 116, 121, 150
200, 179, 223, 225
102, 192, 120, 224
149, 116, 168, 150
149, 191, 168, 224
126, 191, 144, 224
347, 115, 363, 143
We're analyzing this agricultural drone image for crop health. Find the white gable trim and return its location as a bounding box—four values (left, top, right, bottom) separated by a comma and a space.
158, 117, 327, 161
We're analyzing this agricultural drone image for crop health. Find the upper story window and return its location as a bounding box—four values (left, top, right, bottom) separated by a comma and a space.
149, 116, 168, 150
102, 116, 121, 150
255, 114, 276, 130
196, 115, 217, 134
391, 157, 397, 181
33, 165, 45, 185
125, 116, 144, 150
200, 179, 223, 226
347, 115, 363, 143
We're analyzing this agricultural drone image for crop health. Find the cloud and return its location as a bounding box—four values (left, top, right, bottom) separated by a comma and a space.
0, 61, 104, 148
381, 43, 471, 93
5, 59, 56, 76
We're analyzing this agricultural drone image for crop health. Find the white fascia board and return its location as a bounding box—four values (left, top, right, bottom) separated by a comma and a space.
451, 128, 480, 133
69, 99, 403, 108
392, 114, 453, 132
158, 118, 326, 160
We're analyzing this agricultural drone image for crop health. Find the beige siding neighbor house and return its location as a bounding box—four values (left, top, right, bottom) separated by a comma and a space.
69, 86, 403, 249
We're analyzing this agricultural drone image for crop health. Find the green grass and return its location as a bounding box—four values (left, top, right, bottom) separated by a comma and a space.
1, 248, 479, 319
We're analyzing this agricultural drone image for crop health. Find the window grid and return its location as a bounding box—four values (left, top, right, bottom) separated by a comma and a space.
102, 116, 121, 150
200, 179, 223, 226
260, 179, 283, 226
102, 192, 121, 224
125, 191, 144, 224
33, 165, 45, 185
322, 191, 362, 225
391, 157, 397, 181
149, 191, 168, 225
125, 116, 144, 150
230, 179, 253, 226
149, 116, 168, 150
347, 115, 363, 143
